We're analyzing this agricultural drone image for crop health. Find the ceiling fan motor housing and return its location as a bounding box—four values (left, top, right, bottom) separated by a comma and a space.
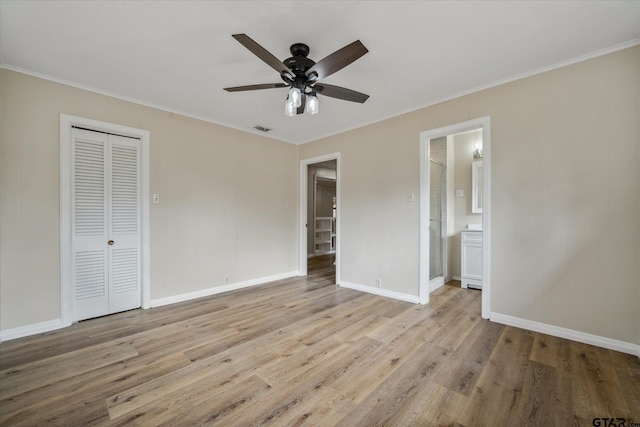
289, 43, 310, 57
282, 43, 316, 88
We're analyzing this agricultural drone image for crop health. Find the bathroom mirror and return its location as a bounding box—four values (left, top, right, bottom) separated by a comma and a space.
472, 160, 483, 213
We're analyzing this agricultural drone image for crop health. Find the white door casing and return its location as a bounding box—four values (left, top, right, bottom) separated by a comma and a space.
61, 114, 150, 326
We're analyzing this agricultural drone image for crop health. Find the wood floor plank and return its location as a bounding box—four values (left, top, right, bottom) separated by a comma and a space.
222, 336, 383, 426
570, 342, 632, 419
272, 391, 354, 427
427, 304, 481, 351
384, 381, 468, 426
110, 373, 272, 426
530, 332, 570, 368
1, 264, 638, 426
457, 326, 535, 426
367, 303, 435, 343
131, 323, 239, 357
182, 305, 320, 363
609, 351, 640, 417
329, 308, 450, 405
334, 342, 451, 426
432, 318, 505, 396
156, 375, 273, 426
106, 345, 279, 420
0, 352, 191, 427
298, 299, 390, 346
257, 337, 348, 386
0, 301, 228, 370
510, 360, 560, 425
0, 340, 138, 400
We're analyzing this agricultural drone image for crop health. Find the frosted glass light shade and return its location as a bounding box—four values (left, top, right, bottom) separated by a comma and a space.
307, 94, 319, 115
288, 87, 302, 108
285, 98, 296, 117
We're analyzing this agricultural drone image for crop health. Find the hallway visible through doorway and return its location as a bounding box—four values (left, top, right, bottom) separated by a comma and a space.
300, 154, 340, 285
307, 254, 336, 285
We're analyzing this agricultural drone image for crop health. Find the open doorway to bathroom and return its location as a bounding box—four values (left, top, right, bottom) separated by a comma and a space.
429, 131, 483, 289
419, 117, 490, 319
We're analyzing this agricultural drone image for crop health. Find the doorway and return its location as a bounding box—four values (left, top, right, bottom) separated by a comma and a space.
60, 114, 151, 326
419, 117, 491, 319
299, 153, 340, 284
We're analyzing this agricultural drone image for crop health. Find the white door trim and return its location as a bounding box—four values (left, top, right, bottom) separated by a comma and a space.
60, 114, 151, 327
419, 116, 491, 319
299, 153, 341, 283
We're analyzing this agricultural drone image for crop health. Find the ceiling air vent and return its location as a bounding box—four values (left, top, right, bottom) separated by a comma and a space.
253, 125, 271, 133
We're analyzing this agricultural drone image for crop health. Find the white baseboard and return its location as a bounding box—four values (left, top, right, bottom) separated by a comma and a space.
150, 271, 299, 308
0, 318, 65, 342
339, 281, 420, 304
1, 271, 299, 342
490, 312, 640, 357
429, 276, 445, 292
452, 276, 461, 281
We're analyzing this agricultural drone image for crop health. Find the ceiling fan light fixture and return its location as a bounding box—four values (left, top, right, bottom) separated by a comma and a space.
284, 97, 297, 117
225, 34, 369, 118
288, 87, 302, 108
307, 93, 319, 115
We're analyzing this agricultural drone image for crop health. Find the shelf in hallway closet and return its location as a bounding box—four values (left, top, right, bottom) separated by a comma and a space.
314, 217, 336, 255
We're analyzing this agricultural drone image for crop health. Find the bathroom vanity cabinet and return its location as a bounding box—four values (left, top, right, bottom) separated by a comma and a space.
461, 229, 483, 289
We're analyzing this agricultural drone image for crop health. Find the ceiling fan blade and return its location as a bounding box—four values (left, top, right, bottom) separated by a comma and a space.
297, 94, 306, 115
232, 34, 294, 78
313, 84, 369, 103
305, 40, 368, 80
224, 83, 288, 92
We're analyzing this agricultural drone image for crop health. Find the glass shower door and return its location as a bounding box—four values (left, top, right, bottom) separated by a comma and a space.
429, 160, 446, 279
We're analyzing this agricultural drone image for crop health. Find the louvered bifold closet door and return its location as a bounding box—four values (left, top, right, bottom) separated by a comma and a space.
107, 135, 141, 313
71, 129, 142, 321
72, 129, 109, 321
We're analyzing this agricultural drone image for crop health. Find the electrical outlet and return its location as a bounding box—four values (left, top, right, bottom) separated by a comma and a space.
376, 278, 382, 288
224, 276, 230, 284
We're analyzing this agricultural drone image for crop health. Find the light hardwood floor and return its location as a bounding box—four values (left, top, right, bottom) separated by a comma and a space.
1, 255, 638, 426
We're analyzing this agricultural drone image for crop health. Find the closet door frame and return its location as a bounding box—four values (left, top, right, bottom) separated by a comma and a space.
60, 114, 151, 327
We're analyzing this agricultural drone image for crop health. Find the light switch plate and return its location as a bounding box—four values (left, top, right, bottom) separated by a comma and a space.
152, 193, 160, 204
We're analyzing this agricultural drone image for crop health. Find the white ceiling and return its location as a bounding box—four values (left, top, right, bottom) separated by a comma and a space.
1, 1, 639, 145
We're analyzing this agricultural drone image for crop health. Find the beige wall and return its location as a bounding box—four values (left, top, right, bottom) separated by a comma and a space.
2, 46, 638, 347
299, 46, 640, 345
0, 69, 298, 331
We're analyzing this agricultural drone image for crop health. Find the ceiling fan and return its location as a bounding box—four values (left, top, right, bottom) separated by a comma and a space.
224, 34, 369, 116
